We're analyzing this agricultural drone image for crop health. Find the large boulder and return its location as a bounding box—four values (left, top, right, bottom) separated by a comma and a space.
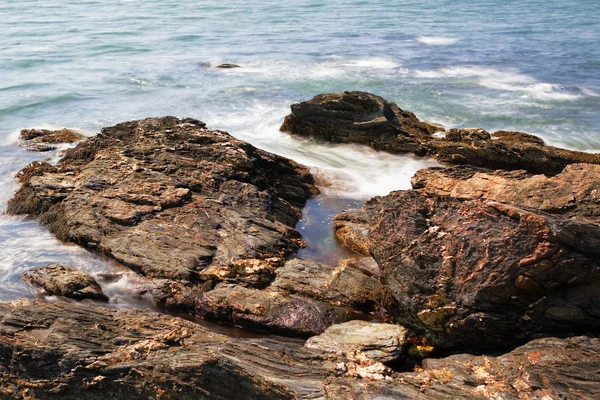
8, 117, 317, 283
1, 299, 598, 399
280, 91, 440, 155
365, 190, 600, 350
22, 264, 108, 302
281, 92, 600, 174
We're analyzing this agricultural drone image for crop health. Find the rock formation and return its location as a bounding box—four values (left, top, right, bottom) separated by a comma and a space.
19, 128, 85, 152
305, 320, 407, 364
7, 117, 388, 335
280, 91, 600, 174
368, 190, 600, 350
22, 264, 108, 302
1, 299, 598, 399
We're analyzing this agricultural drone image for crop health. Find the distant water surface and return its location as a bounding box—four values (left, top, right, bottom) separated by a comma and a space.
1, 0, 598, 300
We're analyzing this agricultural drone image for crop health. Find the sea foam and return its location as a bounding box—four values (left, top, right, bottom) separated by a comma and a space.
415, 66, 583, 101
417, 36, 458, 46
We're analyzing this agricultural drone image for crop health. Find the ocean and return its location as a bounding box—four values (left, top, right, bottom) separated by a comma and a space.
1, 0, 598, 301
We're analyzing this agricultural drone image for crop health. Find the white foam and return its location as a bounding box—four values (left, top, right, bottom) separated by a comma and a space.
417, 36, 458, 46
213, 57, 403, 82
128, 76, 153, 86
209, 101, 439, 200
415, 66, 583, 101
338, 57, 401, 69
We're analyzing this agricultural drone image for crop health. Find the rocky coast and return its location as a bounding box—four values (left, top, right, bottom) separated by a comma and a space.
2, 93, 599, 398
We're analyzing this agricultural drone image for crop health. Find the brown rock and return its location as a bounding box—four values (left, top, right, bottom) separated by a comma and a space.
305, 320, 408, 363
197, 258, 392, 336
281, 91, 600, 174
8, 117, 393, 335
1, 299, 598, 399
332, 208, 372, 256
8, 117, 317, 283
280, 91, 439, 156
367, 190, 600, 350
412, 163, 600, 223
19, 128, 85, 152
22, 264, 109, 302
344, 257, 381, 279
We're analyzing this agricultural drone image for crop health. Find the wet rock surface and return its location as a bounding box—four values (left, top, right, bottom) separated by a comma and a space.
7, 117, 388, 336
281, 91, 600, 174
280, 91, 440, 156
22, 264, 108, 302
305, 320, 407, 364
1, 299, 598, 399
7, 110, 600, 397
19, 128, 85, 152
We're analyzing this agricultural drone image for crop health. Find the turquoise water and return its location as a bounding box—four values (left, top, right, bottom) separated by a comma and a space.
1, 0, 599, 300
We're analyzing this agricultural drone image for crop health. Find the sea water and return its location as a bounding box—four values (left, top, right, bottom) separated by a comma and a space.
0, 0, 598, 301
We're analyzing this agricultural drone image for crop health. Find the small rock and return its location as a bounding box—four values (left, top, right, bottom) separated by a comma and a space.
19, 128, 85, 152
305, 320, 408, 363
22, 264, 109, 302
215, 63, 241, 68
344, 257, 381, 279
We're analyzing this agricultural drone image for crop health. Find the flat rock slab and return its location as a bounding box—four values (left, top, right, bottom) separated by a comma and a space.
412, 163, 600, 223
281, 91, 600, 174
22, 264, 108, 302
305, 320, 408, 363
0, 299, 598, 399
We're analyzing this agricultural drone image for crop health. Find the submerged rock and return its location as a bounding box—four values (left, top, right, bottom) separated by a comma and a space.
22, 264, 108, 302
19, 128, 85, 152
215, 63, 241, 68
305, 320, 408, 364
0, 299, 598, 399
281, 91, 600, 174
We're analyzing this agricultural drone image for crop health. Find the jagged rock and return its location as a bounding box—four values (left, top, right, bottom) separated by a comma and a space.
280, 91, 439, 155
305, 320, 408, 364
412, 163, 600, 223
366, 190, 600, 350
1, 299, 598, 399
280, 91, 600, 174
19, 128, 85, 152
196, 258, 392, 336
0, 299, 334, 399
8, 117, 317, 283
22, 264, 109, 302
